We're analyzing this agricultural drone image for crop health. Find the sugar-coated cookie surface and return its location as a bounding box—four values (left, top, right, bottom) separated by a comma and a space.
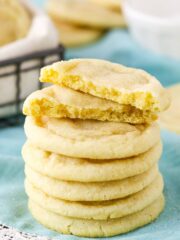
40, 59, 170, 112
23, 85, 157, 124
25, 175, 163, 220
29, 195, 164, 237
0, 0, 31, 46
160, 84, 180, 134
24, 116, 160, 159
46, 0, 125, 28
25, 165, 158, 201
22, 141, 162, 182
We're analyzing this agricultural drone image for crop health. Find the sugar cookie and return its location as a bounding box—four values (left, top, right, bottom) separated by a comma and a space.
46, 0, 125, 29
29, 195, 164, 237
25, 175, 163, 220
51, 17, 102, 47
23, 85, 157, 124
25, 165, 159, 201
90, 0, 121, 11
40, 59, 170, 112
22, 141, 162, 182
24, 117, 160, 159
0, 0, 31, 46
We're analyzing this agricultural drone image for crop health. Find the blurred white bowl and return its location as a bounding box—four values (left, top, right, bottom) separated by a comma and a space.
123, 0, 180, 59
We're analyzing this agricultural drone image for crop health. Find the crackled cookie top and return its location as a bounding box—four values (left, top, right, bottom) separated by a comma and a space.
40, 59, 170, 112
43, 117, 151, 139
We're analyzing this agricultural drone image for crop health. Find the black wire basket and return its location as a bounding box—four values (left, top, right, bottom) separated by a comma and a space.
0, 45, 64, 127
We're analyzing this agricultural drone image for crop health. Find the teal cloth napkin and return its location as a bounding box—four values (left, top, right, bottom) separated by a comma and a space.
1, 1, 180, 239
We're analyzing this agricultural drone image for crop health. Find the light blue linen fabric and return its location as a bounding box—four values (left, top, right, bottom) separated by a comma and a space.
0, 0, 180, 239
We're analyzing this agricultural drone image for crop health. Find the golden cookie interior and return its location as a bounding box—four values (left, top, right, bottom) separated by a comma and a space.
23, 85, 157, 124
40, 59, 170, 113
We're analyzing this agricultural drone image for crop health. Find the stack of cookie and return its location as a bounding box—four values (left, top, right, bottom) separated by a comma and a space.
46, 0, 125, 47
22, 59, 170, 237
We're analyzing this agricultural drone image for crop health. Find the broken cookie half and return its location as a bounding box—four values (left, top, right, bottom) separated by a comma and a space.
23, 85, 157, 124
37, 59, 170, 123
